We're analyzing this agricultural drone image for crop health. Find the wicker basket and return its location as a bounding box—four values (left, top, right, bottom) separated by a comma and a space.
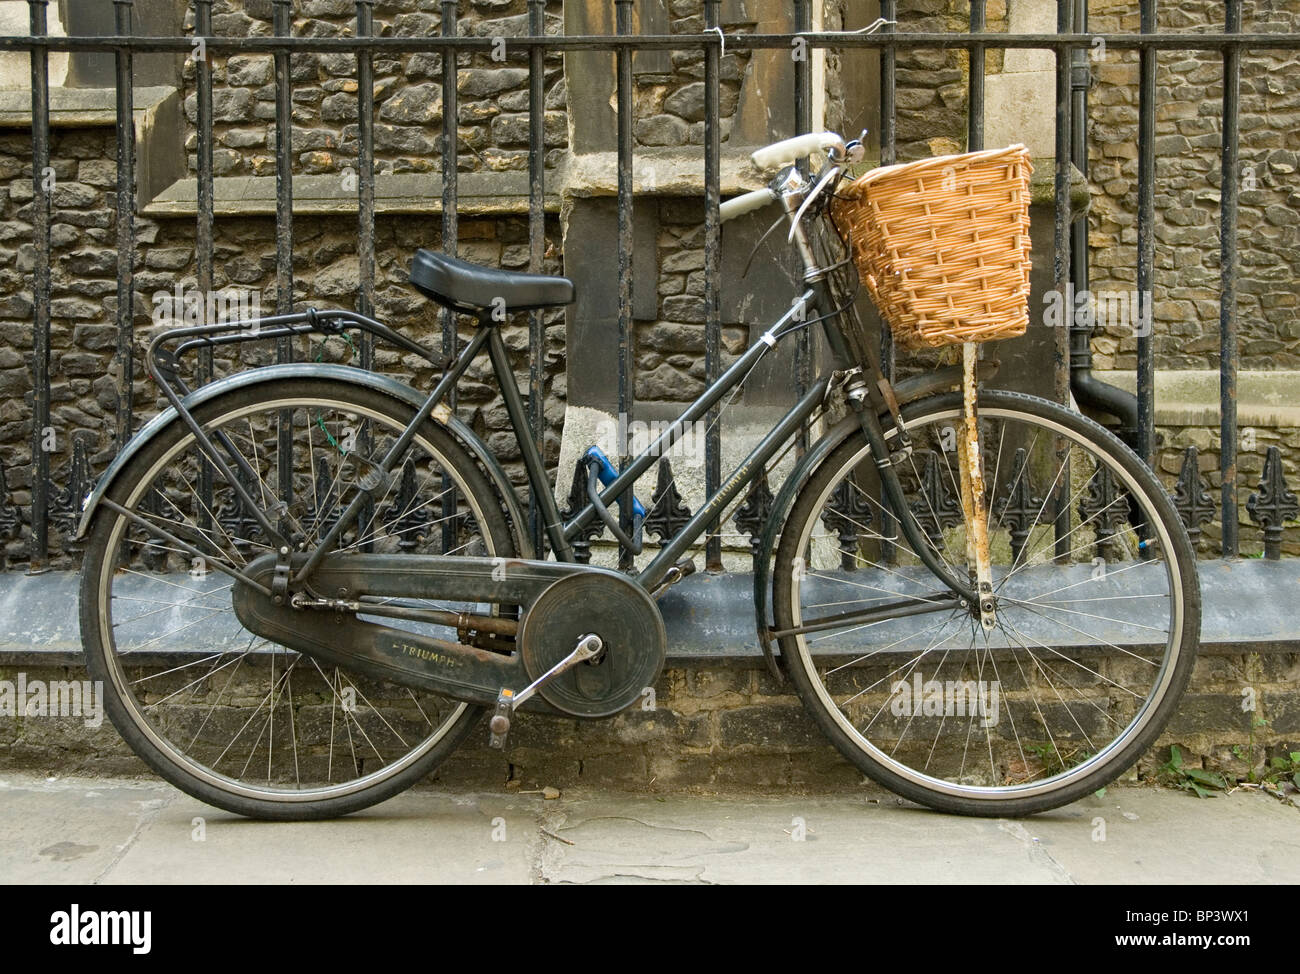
831, 144, 1033, 350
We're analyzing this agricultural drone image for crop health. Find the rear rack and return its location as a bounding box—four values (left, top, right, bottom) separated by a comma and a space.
145, 307, 443, 405
139, 307, 448, 555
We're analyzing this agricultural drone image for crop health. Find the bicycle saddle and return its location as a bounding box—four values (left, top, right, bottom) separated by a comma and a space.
409, 249, 575, 314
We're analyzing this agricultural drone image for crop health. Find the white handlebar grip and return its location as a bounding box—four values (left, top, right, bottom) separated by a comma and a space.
719, 188, 777, 223
750, 132, 842, 170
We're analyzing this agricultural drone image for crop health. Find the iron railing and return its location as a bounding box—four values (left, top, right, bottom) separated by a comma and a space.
1, 0, 1298, 573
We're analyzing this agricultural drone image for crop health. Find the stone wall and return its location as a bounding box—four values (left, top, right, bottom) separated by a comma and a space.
2, 0, 1297, 568
892, 0, 1006, 161
179, 0, 760, 176
825, 0, 1015, 163
1083, 0, 1300, 555
1086, 0, 1300, 373
1, 127, 122, 568
631, 0, 752, 148
0, 123, 566, 569
3, 650, 1296, 793
637, 197, 749, 402
820, 0, 1297, 373
182, 0, 568, 178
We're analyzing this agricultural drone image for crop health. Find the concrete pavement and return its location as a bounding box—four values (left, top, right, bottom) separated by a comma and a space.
1, 772, 1297, 884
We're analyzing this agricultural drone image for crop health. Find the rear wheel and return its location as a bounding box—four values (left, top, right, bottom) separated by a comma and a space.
80, 378, 515, 819
773, 390, 1199, 816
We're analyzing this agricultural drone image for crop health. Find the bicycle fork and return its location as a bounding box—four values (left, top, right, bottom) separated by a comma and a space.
956, 343, 997, 630
841, 372, 982, 613
800, 241, 987, 622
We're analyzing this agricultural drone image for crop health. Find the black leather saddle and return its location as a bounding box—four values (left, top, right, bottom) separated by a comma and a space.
409, 249, 575, 314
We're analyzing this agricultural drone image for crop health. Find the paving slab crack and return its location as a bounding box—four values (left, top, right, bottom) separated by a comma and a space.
91, 791, 174, 885
563, 870, 715, 885
556, 815, 728, 843
997, 819, 1076, 884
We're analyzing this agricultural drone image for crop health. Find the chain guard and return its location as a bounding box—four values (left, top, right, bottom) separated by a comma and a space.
519, 573, 666, 718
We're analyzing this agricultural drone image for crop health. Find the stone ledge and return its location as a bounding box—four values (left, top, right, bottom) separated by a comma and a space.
0, 84, 176, 128
1, 565, 1295, 789
564, 150, 1090, 213
144, 169, 563, 219
1097, 369, 1300, 427
562, 147, 772, 198
101, 145, 1086, 218
2, 559, 1297, 666
0, 84, 185, 206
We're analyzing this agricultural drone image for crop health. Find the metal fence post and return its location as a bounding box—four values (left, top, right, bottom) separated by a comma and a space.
968, 0, 985, 152
527, 0, 546, 557
440, 0, 458, 368
113, 0, 136, 450
1136, 0, 1157, 470
356, 0, 376, 369
194, 0, 215, 531
439, 0, 460, 553
615, 0, 634, 572
1219, 0, 1242, 558
703, 0, 722, 573
26, 0, 51, 572
792, 0, 811, 460
1053, 0, 1075, 560
272, 0, 295, 503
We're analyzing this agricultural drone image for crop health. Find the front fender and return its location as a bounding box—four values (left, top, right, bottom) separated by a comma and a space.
76, 364, 533, 558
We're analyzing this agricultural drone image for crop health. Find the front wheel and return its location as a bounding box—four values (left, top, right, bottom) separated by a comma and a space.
773, 389, 1200, 816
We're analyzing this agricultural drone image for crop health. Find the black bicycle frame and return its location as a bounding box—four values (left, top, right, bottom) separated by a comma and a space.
292, 290, 831, 592
141, 247, 977, 611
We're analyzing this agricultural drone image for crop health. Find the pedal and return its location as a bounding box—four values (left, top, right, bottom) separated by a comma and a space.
650, 558, 696, 599
488, 689, 514, 749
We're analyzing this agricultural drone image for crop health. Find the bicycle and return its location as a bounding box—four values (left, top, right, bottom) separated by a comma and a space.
76, 130, 1200, 819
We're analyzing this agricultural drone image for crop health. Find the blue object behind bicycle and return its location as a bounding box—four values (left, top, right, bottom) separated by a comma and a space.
584, 446, 646, 545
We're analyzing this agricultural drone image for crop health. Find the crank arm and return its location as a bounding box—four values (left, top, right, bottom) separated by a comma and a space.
488, 633, 603, 748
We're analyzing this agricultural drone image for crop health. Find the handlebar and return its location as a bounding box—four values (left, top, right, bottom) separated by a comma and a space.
750, 132, 845, 170
719, 187, 778, 223
721, 131, 853, 223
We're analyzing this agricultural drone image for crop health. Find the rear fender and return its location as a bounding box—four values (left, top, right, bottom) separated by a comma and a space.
75, 364, 534, 558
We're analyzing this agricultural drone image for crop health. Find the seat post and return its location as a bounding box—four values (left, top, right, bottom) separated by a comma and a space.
484, 323, 573, 561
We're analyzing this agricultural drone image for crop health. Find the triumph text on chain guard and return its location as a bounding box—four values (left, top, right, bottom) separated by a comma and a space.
231, 552, 667, 717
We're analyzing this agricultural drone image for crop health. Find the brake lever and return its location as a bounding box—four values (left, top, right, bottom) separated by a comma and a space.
740, 167, 802, 278
741, 212, 791, 280
788, 165, 841, 241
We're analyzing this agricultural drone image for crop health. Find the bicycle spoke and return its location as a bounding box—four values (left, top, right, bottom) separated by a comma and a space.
780, 395, 1194, 810
89, 390, 501, 810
